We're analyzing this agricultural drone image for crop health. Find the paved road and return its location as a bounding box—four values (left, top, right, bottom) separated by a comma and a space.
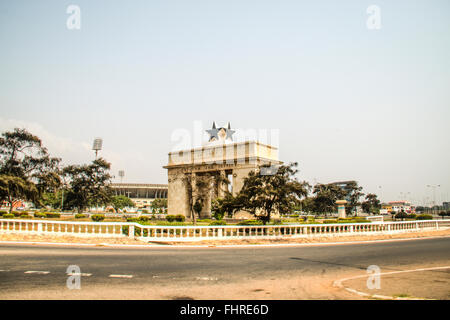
0, 237, 449, 299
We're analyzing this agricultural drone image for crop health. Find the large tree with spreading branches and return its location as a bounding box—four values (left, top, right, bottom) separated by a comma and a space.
0, 128, 61, 212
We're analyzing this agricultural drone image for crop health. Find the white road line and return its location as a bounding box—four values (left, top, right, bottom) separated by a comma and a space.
24, 271, 50, 274
196, 277, 218, 281
67, 273, 92, 277
333, 265, 450, 300
109, 274, 133, 278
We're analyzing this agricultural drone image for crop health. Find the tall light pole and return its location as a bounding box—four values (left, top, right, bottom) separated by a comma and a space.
119, 170, 125, 183
378, 186, 382, 203
427, 185, 440, 215
92, 138, 103, 159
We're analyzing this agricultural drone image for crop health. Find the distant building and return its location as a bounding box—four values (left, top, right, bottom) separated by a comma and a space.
443, 202, 450, 210
111, 183, 168, 209
385, 201, 415, 214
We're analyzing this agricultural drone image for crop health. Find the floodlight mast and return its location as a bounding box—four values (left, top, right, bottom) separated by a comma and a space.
118, 170, 125, 183
92, 138, 103, 159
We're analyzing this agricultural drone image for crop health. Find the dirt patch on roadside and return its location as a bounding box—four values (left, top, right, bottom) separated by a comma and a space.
161, 229, 450, 246
0, 229, 449, 246
0, 233, 147, 245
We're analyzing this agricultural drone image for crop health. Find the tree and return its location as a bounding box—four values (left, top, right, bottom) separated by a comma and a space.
111, 195, 134, 212
310, 183, 346, 215
361, 193, 381, 214
211, 192, 240, 220
342, 181, 364, 215
395, 209, 408, 221
151, 198, 167, 213
63, 158, 113, 213
233, 162, 309, 224
0, 128, 61, 212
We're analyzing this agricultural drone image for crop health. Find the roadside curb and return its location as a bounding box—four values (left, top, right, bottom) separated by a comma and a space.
333, 266, 450, 300
0, 234, 449, 249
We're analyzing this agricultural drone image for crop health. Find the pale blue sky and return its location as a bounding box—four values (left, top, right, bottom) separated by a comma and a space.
1, 0, 449, 205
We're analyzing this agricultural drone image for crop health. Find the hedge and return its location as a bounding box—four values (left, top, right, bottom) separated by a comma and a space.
166, 215, 185, 222
416, 214, 433, 220
237, 220, 264, 226
209, 220, 227, 226
2, 214, 14, 218
45, 212, 61, 218
12, 211, 24, 217
75, 214, 87, 219
34, 212, 46, 218
175, 214, 185, 222
91, 214, 105, 222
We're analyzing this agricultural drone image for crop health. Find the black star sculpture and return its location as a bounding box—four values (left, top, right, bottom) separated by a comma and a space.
225, 122, 235, 141
206, 121, 219, 141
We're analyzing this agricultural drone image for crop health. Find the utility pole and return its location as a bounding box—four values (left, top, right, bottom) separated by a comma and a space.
427, 185, 440, 215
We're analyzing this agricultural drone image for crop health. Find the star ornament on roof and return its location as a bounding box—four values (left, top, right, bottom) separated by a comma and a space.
206, 121, 219, 141
225, 122, 235, 141
206, 121, 235, 142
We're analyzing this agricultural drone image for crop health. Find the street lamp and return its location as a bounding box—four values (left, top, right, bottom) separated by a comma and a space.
427, 185, 441, 215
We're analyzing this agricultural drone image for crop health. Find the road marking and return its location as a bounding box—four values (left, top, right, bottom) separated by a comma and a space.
67, 273, 92, 277
333, 265, 450, 300
109, 274, 133, 278
0, 270, 10, 272
24, 271, 50, 274
196, 277, 218, 281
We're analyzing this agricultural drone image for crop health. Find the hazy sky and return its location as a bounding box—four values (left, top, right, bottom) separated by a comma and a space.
1, 0, 449, 205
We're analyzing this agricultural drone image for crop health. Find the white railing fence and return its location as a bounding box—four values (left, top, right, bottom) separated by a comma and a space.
0, 219, 449, 242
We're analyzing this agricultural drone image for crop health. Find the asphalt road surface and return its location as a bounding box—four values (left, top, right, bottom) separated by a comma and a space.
0, 237, 449, 299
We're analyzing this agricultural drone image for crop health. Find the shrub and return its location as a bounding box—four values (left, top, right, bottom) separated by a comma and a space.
12, 211, 22, 217
142, 209, 149, 214
155, 221, 187, 226
438, 211, 450, 218
416, 214, 433, 220
91, 214, 105, 222
237, 220, 263, 226
45, 212, 61, 219
2, 213, 14, 218
138, 216, 150, 223
175, 214, 185, 222
166, 215, 176, 222
0, 210, 8, 216
323, 220, 338, 224
197, 219, 212, 223
19, 215, 32, 219
34, 212, 46, 218
209, 220, 227, 226
395, 211, 408, 220
75, 214, 87, 219
408, 214, 417, 219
